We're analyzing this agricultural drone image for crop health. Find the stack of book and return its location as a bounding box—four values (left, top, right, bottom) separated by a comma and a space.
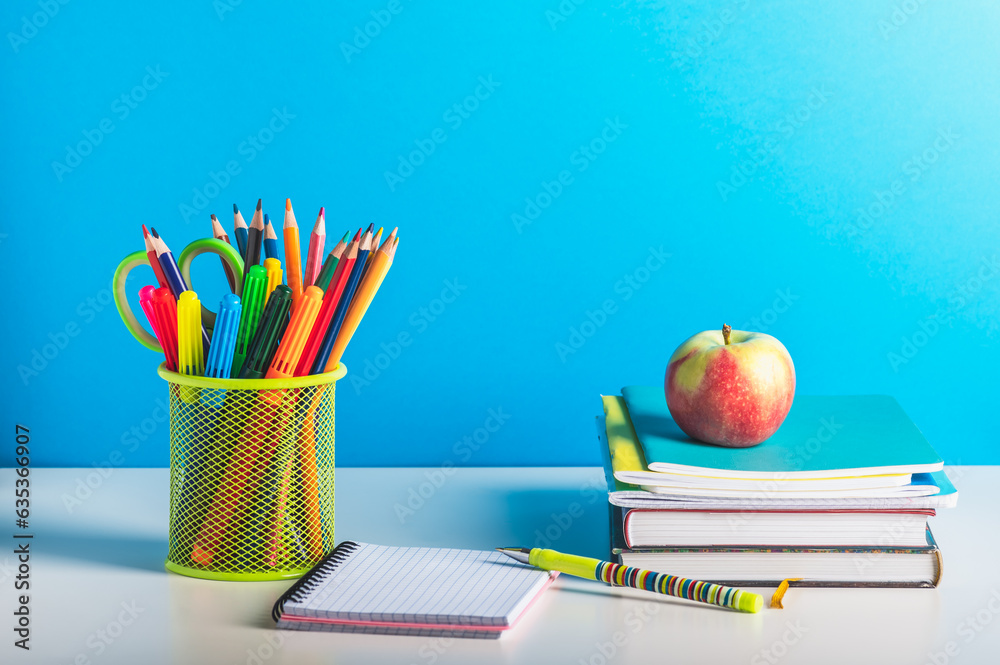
597, 387, 958, 587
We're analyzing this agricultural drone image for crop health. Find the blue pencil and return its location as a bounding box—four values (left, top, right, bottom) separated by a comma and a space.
233, 204, 249, 258
264, 214, 279, 261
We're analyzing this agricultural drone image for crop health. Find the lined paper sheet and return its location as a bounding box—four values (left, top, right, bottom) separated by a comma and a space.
282, 543, 555, 629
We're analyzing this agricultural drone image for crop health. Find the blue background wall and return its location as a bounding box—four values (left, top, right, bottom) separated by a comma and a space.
2, 1, 998, 467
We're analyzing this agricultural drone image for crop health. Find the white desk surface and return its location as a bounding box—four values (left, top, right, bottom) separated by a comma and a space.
2, 466, 998, 665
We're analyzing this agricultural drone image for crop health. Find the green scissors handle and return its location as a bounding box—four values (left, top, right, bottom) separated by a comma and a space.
113, 238, 245, 353
178, 238, 245, 330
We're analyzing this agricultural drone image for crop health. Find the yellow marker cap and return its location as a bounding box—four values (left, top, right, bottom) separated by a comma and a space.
263, 257, 283, 304
177, 290, 204, 378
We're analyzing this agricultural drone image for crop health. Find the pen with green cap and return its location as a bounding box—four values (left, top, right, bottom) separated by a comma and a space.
239, 285, 292, 380
497, 547, 763, 613
232, 265, 268, 377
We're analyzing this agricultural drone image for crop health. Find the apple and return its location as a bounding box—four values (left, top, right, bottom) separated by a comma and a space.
665, 324, 795, 448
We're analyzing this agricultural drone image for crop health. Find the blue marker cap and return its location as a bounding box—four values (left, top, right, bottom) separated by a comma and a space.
205, 294, 242, 379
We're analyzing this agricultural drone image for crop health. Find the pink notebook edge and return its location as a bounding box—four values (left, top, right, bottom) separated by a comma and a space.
279, 571, 559, 633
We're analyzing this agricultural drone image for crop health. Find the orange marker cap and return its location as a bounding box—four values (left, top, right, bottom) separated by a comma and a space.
266, 285, 323, 379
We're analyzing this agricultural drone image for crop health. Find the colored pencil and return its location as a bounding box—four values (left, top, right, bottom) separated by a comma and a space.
364, 226, 382, 274
326, 234, 397, 371
233, 203, 249, 258
313, 231, 352, 293
303, 207, 326, 287
210, 214, 238, 292
141, 224, 168, 289
148, 228, 186, 298
310, 228, 371, 374
245, 199, 264, 267
263, 214, 279, 261
149, 227, 211, 355
283, 198, 303, 304
294, 238, 358, 376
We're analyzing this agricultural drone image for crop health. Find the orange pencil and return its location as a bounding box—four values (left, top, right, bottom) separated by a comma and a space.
283, 198, 303, 303
326, 233, 397, 370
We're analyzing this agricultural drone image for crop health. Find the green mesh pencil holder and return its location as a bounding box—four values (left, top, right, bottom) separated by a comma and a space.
158, 362, 347, 581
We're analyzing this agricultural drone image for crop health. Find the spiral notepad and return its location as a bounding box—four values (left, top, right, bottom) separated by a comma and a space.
272, 542, 557, 639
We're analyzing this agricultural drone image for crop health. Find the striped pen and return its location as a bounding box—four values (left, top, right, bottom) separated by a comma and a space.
497, 547, 763, 613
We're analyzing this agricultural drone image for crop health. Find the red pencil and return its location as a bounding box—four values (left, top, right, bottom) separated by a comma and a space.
142, 224, 168, 288
302, 207, 326, 287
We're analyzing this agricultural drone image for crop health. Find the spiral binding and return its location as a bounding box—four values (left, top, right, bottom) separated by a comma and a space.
271, 541, 359, 621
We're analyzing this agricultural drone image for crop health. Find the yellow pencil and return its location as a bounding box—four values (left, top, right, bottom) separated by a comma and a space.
325, 235, 397, 370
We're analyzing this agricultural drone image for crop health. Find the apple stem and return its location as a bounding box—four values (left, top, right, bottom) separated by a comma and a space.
722, 324, 732, 345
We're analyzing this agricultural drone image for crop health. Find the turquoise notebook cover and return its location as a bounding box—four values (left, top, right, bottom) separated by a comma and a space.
621, 387, 944, 476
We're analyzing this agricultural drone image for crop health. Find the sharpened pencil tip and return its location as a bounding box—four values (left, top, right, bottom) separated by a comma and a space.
285, 198, 291, 211
233, 203, 239, 214
365, 223, 374, 234
210, 214, 218, 222
141, 223, 149, 237
319, 206, 325, 217
342, 231, 351, 243
256, 199, 262, 211
264, 213, 270, 225
150, 227, 160, 238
